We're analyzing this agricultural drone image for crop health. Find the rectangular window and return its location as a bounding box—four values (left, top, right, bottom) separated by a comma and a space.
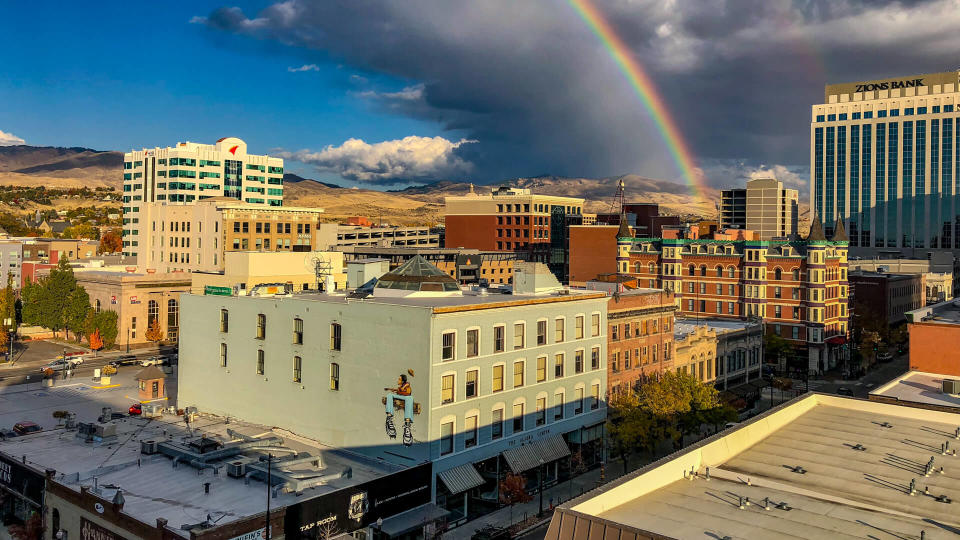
513, 323, 525, 349
441, 331, 455, 360
219, 309, 229, 332
466, 329, 479, 357
591, 347, 600, 369
611, 325, 619, 341
220, 343, 227, 367
330, 323, 342, 351
591, 314, 600, 336
554, 391, 565, 420
591, 384, 600, 410
442, 374, 455, 403
574, 388, 584, 414
555, 318, 565, 342
575, 350, 584, 373
513, 360, 524, 387
492, 409, 504, 439
537, 320, 547, 345
256, 314, 266, 339
466, 369, 478, 398
256, 350, 264, 375
536, 356, 547, 382
494, 325, 505, 352
465, 415, 478, 448
536, 397, 546, 426
554, 353, 564, 378
440, 422, 454, 455
293, 317, 303, 344
293, 356, 302, 383
330, 363, 340, 390
493, 365, 504, 392
513, 403, 524, 432
575, 316, 584, 339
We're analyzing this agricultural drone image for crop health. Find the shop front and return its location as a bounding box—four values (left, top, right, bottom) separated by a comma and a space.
0, 454, 45, 529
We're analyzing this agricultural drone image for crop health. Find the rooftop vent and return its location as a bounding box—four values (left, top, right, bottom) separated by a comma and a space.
189, 437, 223, 454
943, 379, 960, 394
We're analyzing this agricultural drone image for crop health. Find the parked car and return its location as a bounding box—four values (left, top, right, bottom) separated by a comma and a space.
128, 403, 142, 416
108, 355, 139, 368
877, 352, 894, 363
139, 356, 162, 367
40, 358, 79, 373
837, 386, 855, 397
0, 429, 17, 440
12, 421, 41, 436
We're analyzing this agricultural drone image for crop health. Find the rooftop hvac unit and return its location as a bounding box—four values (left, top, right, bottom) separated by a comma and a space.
227, 459, 252, 478
142, 403, 163, 418
943, 379, 960, 394
94, 423, 116, 439
141, 440, 159, 455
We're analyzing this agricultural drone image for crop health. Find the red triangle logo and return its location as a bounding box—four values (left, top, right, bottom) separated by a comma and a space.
229, 145, 239, 155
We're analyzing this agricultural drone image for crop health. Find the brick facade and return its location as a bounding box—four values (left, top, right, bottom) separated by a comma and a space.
606, 290, 676, 393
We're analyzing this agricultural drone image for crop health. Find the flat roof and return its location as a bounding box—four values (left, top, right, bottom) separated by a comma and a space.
674, 317, 757, 339
907, 299, 960, 325
275, 288, 607, 312
550, 394, 960, 540
869, 371, 960, 409
1, 412, 397, 536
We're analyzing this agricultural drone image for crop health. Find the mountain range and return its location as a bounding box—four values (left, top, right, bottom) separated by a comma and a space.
0, 145, 720, 224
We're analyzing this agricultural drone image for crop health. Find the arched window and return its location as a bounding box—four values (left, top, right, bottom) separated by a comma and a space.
649, 262, 656, 274
634, 262, 642, 273
167, 299, 179, 341
147, 300, 159, 326
792, 268, 800, 281
688, 264, 695, 276
95, 299, 101, 313
774, 268, 782, 280
715, 265, 723, 277
699, 265, 707, 276
727, 266, 735, 278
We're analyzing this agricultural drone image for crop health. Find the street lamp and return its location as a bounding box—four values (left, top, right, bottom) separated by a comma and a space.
538, 458, 545, 517
375, 517, 383, 540
126, 327, 130, 353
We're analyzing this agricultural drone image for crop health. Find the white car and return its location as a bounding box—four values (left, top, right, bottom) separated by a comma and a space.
139, 356, 162, 367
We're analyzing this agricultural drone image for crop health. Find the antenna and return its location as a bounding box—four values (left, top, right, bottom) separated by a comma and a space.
304, 254, 332, 292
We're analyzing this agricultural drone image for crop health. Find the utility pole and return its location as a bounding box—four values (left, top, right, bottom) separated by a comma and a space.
265, 453, 272, 540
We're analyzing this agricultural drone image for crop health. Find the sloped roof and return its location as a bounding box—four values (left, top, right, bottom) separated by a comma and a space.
375, 255, 460, 293
806, 215, 826, 242
135, 366, 166, 380
831, 217, 848, 242
616, 214, 632, 239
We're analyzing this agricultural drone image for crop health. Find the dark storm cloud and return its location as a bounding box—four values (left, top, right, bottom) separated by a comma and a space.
196, 0, 960, 187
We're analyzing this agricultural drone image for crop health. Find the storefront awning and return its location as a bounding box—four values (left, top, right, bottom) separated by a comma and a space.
378, 503, 451, 537
502, 434, 571, 473
438, 463, 485, 494
827, 336, 848, 345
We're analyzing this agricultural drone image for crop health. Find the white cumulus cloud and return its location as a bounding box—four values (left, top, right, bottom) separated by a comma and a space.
280, 135, 476, 183
287, 64, 319, 72
0, 129, 25, 146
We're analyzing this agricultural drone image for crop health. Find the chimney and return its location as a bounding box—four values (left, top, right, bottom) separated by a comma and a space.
112, 489, 125, 511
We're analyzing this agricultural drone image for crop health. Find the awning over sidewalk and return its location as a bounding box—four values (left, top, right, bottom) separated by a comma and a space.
378, 503, 450, 537
826, 336, 848, 345
502, 434, 571, 473
438, 463, 485, 494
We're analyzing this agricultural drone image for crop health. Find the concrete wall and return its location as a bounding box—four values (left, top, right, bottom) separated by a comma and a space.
77, 273, 191, 345
909, 322, 960, 376
568, 226, 618, 287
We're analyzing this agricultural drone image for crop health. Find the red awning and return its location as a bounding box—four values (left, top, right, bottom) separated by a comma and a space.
826, 336, 847, 345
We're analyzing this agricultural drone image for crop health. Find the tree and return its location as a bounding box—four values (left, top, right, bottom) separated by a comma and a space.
84, 310, 119, 349
607, 389, 655, 474
764, 333, 792, 370
145, 318, 164, 343
20, 280, 43, 327
38, 257, 77, 337
98, 228, 123, 254
88, 328, 103, 352
66, 287, 91, 341
8, 511, 43, 540
499, 473, 532, 505
62, 223, 98, 240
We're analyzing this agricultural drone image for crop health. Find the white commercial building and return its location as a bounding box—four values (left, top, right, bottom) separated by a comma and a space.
179, 258, 608, 527
122, 137, 284, 259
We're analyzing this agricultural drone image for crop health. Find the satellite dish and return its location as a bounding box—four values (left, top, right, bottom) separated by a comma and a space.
304, 254, 333, 292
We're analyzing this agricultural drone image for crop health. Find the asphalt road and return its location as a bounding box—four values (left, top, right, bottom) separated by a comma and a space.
0, 345, 177, 387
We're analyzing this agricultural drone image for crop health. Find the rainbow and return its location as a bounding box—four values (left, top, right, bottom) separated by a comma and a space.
567, 0, 708, 203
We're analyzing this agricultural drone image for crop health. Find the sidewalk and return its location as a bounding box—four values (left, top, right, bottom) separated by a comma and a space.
443, 463, 626, 540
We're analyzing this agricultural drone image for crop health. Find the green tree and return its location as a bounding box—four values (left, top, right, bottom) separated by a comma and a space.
66, 287, 91, 341
38, 257, 77, 338
607, 389, 656, 474
764, 333, 792, 369
62, 223, 98, 240
20, 280, 43, 327
84, 310, 119, 349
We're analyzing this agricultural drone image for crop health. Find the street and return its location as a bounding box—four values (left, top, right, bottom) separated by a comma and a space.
0, 340, 176, 387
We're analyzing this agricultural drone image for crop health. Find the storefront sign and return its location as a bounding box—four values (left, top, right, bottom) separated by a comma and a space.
129, 296, 140, 304
80, 518, 127, 540
229, 527, 270, 540
204, 285, 233, 296
284, 463, 432, 539
0, 453, 44, 506
854, 78, 923, 92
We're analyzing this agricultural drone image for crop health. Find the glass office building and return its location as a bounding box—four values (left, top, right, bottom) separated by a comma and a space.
811, 71, 960, 254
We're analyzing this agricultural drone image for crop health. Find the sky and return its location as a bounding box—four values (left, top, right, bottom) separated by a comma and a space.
3, 1, 960, 194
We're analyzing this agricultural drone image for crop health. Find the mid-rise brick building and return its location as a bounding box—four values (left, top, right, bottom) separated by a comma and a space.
604, 288, 676, 394
610, 219, 850, 374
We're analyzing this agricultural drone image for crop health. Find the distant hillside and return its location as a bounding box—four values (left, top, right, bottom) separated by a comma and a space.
0, 145, 122, 188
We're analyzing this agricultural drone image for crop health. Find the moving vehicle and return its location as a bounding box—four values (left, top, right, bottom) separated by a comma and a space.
40, 358, 81, 373
12, 421, 40, 436
108, 355, 139, 368
837, 387, 855, 397
128, 403, 142, 416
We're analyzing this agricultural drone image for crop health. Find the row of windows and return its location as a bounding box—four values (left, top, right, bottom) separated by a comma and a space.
220, 343, 340, 388
816, 105, 954, 123
609, 318, 671, 341
231, 222, 310, 234
609, 342, 670, 372
440, 349, 601, 405
440, 314, 601, 361
220, 310, 343, 350
439, 384, 600, 455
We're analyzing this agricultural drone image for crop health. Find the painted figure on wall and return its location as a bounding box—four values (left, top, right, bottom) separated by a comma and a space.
385, 373, 414, 446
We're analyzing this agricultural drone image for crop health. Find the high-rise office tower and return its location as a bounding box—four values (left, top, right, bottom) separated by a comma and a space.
121, 137, 283, 258
720, 177, 798, 240
811, 71, 960, 254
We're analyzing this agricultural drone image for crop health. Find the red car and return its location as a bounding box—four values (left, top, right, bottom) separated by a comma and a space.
12, 421, 41, 436
128, 403, 142, 416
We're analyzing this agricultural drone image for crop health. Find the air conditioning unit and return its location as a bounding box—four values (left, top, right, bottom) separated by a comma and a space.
142, 403, 163, 418
141, 440, 159, 455
227, 460, 248, 478
94, 423, 116, 439
943, 379, 960, 394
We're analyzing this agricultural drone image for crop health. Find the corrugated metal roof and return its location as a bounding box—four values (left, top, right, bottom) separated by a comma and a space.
437, 463, 485, 494
502, 434, 571, 473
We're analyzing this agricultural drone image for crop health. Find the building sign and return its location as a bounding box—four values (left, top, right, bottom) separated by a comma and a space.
284, 463, 432, 539
0, 453, 44, 506
80, 518, 127, 540
129, 296, 140, 304
854, 78, 923, 92
204, 285, 233, 296
110, 296, 117, 304
229, 527, 270, 540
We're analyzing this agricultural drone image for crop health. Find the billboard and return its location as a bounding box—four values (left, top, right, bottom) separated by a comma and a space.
0, 453, 45, 507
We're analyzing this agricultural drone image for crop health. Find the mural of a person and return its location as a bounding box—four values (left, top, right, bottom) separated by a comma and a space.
384, 374, 414, 446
